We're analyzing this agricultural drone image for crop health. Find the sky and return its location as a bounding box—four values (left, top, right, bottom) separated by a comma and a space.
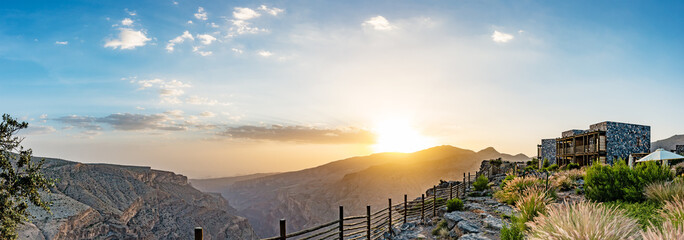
1, 0, 682, 178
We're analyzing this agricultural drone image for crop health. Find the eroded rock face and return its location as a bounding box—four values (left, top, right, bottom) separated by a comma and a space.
19, 157, 257, 240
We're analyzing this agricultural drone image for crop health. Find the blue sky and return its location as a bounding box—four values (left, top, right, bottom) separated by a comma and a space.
1, 0, 682, 178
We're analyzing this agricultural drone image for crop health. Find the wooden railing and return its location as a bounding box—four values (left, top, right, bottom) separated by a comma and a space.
194, 170, 491, 240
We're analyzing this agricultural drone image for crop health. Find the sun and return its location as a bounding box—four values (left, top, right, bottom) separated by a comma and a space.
371, 119, 436, 153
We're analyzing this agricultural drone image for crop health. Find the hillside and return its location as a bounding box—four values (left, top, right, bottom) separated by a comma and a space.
17, 157, 258, 240
652, 134, 684, 151
190, 145, 529, 237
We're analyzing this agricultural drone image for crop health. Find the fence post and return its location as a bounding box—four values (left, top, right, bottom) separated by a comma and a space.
339, 206, 344, 240
366, 206, 371, 239
449, 183, 453, 200
462, 175, 466, 197
195, 227, 203, 240
279, 220, 286, 240
456, 183, 460, 199
432, 185, 437, 217
421, 194, 425, 222
468, 172, 471, 186
388, 198, 392, 235
403, 194, 407, 224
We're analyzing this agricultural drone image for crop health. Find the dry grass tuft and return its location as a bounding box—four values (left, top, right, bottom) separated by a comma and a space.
527, 201, 641, 240
645, 181, 684, 203
516, 186, 553, 222
641, 198, 684, 239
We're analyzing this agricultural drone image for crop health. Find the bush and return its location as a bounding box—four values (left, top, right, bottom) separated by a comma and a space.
431, 220, 449, 236
603, 201, 663, 229
552, 175, 574, 191
501, 174, 515, 187
500, 216, 525, 240
528, 201, 641, 240
542, 158, 549, 168
545, 164, 558, 172
446, 198, 464, 212
585, 160, 673, 202
473, 175, 489, 191
645, 181, 684, 203
516, 187, 553, 222
561, 162, 581, 170
490, 158, 503, 167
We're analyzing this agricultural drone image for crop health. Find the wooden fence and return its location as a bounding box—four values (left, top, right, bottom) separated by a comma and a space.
195, 169, 492, 240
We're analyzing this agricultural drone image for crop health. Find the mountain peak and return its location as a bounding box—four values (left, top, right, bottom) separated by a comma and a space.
478, 147, 499, 154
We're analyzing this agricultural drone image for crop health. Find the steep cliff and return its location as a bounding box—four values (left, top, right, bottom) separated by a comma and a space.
17, 157, 257, 240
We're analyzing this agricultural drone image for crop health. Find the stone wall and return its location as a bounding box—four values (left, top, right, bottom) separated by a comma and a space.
605, 121, 651, 165
540, 139, 556, 164
562, 129, 586, 138
677, 145, 684, 155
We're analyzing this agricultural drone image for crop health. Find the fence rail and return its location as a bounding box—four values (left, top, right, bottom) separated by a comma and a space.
194, 169, 493, 240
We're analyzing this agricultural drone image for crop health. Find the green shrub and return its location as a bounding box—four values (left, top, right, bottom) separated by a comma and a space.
446, 198, 464, 212
473, 174, 489, 191
585, 160, 673, 202
545, 164, 559, 172
561, 162, 581, 170
542, 158, 549, 168
500, 216, 525, 240
491, 158, 503, 167
502, 174, 515, 187
495, 176, 544, 205
641, 198, 684, 239
603, 201, 663, 229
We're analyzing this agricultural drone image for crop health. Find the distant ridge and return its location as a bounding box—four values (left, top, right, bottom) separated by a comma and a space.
652, 134, 684, 151
190, 145, 529, 237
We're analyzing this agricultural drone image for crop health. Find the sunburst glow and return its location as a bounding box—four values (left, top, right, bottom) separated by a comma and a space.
371, 119, 436, 153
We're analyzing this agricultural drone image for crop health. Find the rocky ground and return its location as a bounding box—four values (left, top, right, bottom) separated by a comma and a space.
391, 173, 513, 240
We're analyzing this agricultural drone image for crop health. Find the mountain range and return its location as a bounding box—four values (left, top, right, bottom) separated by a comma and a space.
190, 145, 529, 237
17, 157, 258, 240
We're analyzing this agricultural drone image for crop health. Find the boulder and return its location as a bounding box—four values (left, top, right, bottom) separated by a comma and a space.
495, 205, 514, 216
457, 220, 482, 234
459, 233, 491, 240
482, 215, 503, 230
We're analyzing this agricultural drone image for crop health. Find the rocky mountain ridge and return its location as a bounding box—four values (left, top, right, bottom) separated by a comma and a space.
652, 134, 684, 151
17, 157, 257, 240
191, 145, 529, 237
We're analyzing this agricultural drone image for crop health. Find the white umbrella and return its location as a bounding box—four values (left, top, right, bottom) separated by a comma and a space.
636, 148, 684, 166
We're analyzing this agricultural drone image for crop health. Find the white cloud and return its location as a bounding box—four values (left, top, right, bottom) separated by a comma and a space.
199, 111, 215, 117
197, 34, 216, 45
55, 41, 68, 45
193, 46, 213, 56
258, 5, 284, 16
258, 50, 273, 57
233, 7, 260, 20
104, 28, 150, 50
173, 1, 178, 5
121, 18, 134, 26
491, 30, 514, 43
125, 9, 136, 16
134, 78, 191, 104
210, 22, 219, 28
518, 30, 525, 34
231, 48, 243, 54
23, 125, 56, 135
136, 106, 145, 110
39, 114, 48, 119
187, 20, 193, 24
194, 7, 208, 20
164, 110, 185, 118
229, 20, 265, 35
362, 16, 395, 31
166, 30, 194, 52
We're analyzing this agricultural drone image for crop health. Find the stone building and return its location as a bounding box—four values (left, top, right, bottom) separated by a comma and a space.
539, 121, 650, 166
537, 139, 557, 164
676, 145, 684, 155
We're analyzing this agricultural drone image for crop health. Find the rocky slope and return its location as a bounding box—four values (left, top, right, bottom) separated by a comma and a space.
191, 145, 529, 237
17, 157, 258, 240
652, 134, 684, 151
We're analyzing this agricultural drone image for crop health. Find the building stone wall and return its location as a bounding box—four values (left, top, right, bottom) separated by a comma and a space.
540, 139, 556, 164
605, 121, 651, 165
677, 145, 684, 155
562, 129, 586, 138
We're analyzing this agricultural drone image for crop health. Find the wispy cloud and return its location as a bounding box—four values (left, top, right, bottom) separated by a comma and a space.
192, 46, 212, 56
491, 30, 514, 43
121, 18, 133, 26
257, 50, 273, 57
217, 125, 375, 144
233, 7, 260, 20
258, 5, 284, 16
197, 34, 216, 45
194, 7, 208, 20
133, 78, 191, 104
55, 41, 68, 45
166, 30, 194, 52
